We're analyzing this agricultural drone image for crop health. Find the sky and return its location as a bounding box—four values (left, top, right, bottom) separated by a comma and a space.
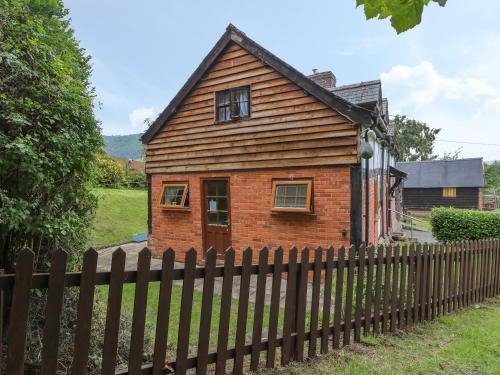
65, 0, 500, 161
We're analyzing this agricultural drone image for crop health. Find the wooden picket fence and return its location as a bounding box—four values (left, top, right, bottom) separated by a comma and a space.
1, 239, 500, 374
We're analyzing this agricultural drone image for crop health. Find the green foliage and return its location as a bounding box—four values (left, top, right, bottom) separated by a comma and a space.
392, 115, 441, 162
103, 133, 143, 160
0, 0, 102, 271
484, 161, 500, 194
441, 147, 462, 160
430, 207, 500, 242
124, 172, 146, 189
356, 0, 447, 33
94, 154, 126, 188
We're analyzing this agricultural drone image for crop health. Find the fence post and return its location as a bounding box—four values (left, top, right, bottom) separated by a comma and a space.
332, 246, 345, 349
6, 249, 34, 375
266, 247, 283, 368
0, 268, 4, 375
320, 246, 334, 354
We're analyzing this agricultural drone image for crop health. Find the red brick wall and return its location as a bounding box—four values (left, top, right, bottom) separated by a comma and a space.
361, 175, 384, 245
149, 166, 352, 264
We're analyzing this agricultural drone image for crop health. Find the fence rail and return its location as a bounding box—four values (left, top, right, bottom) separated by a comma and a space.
1, 239, 500, 374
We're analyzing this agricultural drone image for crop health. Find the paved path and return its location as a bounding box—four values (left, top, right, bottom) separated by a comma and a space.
402, 227, 437, 243
98, 242, 323, 309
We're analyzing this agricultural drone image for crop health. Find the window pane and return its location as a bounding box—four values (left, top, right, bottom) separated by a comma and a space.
274, 185, 285, 207
217, 181, 227, 196
163, 186, 185, 205
208, 198, 217, 212
219, 212, 228, 225
239, 101, 249, 117
273, 183, 309, 209
296, 196, 306, 207
218, 91, 230, 105
285, 195, 296, 207
219, 197, 228, 211
208, 212, 218, 224
208, 182, 217, 196
297, 184, 307, 196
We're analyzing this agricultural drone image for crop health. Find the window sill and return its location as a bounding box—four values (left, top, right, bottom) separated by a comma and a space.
160, 207, 191, 212
270, 210, 316, 216
214, 116, 250, 125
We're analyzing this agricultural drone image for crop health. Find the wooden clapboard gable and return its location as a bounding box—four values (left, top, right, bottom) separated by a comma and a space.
146, 42, 360, 174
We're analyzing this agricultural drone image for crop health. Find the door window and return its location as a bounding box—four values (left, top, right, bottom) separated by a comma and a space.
206, 181, 229, 225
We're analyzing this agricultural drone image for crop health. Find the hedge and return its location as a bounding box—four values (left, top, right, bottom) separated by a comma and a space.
430, 207, 500, 242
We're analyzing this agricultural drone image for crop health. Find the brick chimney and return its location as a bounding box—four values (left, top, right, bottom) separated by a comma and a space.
307, 69, 336, 89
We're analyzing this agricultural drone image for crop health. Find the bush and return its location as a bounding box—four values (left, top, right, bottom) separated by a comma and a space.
430, 207, 500, 242
94, 155, 126, 188
124, 172, 146, 189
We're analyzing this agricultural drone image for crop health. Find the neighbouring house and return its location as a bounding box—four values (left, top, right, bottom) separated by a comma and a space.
396, 158, 485, 212
142, 24, 404, 263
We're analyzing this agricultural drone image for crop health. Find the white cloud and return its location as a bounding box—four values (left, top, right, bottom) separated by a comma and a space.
480, 97, 500, 115
381, 60, 500, 161
128, 106, 156, 131
381, 61, 498, 111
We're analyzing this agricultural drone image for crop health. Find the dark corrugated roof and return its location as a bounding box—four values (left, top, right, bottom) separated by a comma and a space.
330, 80, 381, 108
396, 158, 485, 188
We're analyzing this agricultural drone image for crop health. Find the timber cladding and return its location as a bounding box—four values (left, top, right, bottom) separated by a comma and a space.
149, 167, 352, 264
403, 187, 481, 211
145, 42, 359, 174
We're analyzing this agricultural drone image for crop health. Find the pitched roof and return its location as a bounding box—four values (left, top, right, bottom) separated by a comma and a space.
141, 24, 373, 144
382, 99, 394, 136
396, 158, 485, 188
330, 80, 381, 109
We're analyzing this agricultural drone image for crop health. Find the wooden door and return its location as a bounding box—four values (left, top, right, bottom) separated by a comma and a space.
202, 179, 231, 256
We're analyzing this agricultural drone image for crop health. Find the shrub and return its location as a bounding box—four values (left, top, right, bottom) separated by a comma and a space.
124, 172, 146, 189
94, 155, 126, 188
430, 207, 500, 242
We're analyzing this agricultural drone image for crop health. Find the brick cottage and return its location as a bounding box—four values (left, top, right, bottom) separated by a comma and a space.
142, 25, 404, 263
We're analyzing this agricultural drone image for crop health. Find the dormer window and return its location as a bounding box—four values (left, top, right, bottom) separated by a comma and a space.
216, 86, 250, 122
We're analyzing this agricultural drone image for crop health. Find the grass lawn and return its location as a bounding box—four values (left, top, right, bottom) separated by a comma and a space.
101, 282, 285, 360
90, 188, 147, 247
263, 297, 500, 375
414, 214, 432, 232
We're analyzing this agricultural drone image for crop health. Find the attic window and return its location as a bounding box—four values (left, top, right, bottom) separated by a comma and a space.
159, 183, 189, 208
271, 180, 313, 213
216, 86, 250, 122
442, 187, 456, 198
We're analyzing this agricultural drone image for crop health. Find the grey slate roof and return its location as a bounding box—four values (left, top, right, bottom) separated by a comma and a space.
330, 80, 381, 108
382, 98, 394, 136
396, 158, 485, 188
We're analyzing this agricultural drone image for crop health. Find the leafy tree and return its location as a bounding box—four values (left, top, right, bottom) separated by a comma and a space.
441, 147, 462, 160
392, 115, 441, 161
0, 0, 102, 272
94, 154, 126, 188
357, 0, 447, 33
484, 161, 500, 194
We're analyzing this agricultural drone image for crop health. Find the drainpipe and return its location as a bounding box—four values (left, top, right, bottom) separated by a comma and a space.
380, 145, 385, 238
364, 131, 370, 245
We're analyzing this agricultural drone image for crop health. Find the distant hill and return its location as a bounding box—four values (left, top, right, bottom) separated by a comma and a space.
103, 133, 143, 160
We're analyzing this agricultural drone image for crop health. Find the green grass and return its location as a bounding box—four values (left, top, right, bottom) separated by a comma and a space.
90, 188, 147, 247
101, 282, 285, 359
262, 297, 500, 375
414, 215, 432, 232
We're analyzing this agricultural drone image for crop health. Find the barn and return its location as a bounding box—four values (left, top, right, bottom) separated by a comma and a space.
396, 158, 485, 212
